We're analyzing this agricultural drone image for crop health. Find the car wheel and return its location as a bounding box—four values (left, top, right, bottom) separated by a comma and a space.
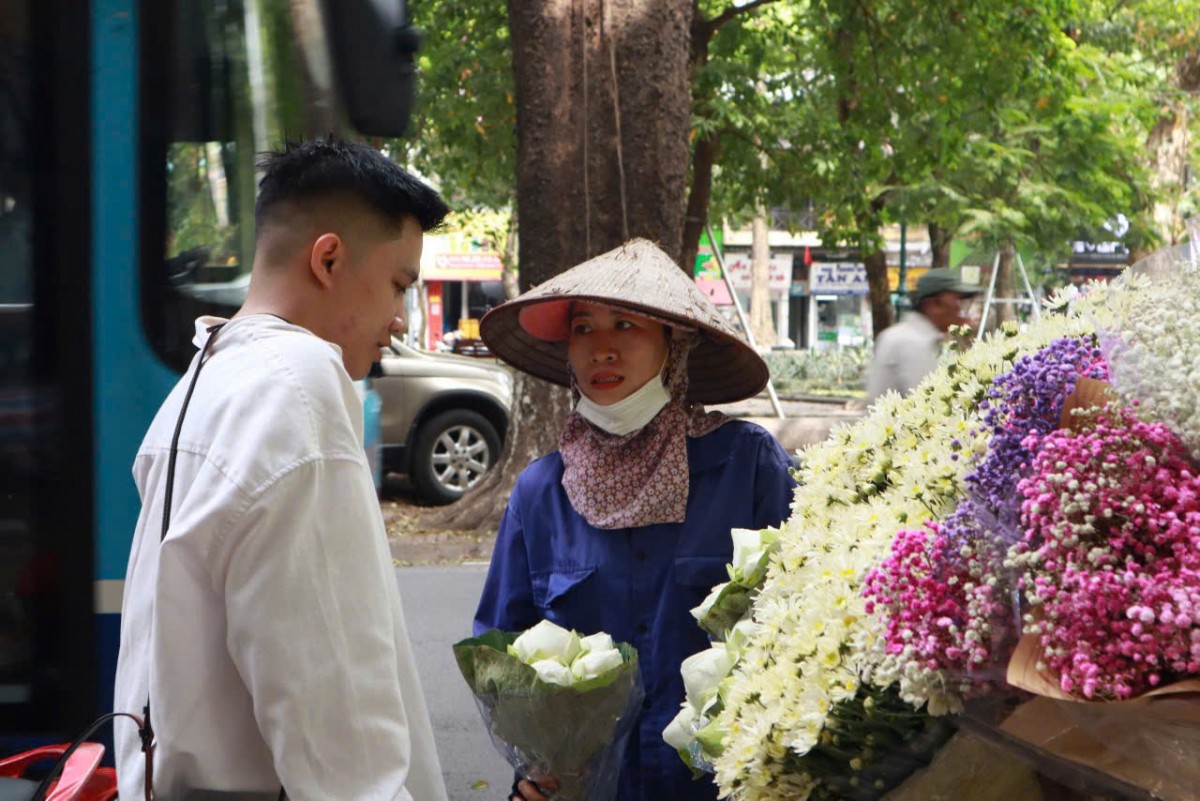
411, 409, 502, 505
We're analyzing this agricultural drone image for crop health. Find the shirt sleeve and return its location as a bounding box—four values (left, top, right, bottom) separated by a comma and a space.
751, 429, 798, 530
866, 332, 899, 402
473, 480, 540, 636
218, 457, 416, 801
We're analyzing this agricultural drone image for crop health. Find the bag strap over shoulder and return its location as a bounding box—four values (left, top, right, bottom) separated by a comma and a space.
161, 323, 225, 542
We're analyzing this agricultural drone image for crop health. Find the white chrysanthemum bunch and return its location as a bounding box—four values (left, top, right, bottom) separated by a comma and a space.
1102, 258, 1200, 461
712, 291, 1117, 801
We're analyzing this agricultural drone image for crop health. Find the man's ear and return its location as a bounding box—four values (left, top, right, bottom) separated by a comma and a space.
308, 233, 344, 289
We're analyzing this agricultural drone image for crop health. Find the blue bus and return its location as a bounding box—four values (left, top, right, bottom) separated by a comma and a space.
1, 0, 419, 751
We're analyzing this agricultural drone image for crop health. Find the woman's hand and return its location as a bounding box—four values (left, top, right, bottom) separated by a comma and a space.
511, 778, 546, 800
510, 773, 559, 800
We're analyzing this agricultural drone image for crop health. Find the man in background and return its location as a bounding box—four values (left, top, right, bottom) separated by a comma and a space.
866, 268, 980, 403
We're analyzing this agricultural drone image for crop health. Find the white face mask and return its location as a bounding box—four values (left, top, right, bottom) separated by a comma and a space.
575, 370, 672, 436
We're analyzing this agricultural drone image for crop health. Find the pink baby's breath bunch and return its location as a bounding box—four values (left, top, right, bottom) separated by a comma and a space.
1010, 409, 1200, 699
864, 522, 1009, 698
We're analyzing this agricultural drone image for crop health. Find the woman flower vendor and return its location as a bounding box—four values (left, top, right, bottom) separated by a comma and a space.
473, 239, 797, 800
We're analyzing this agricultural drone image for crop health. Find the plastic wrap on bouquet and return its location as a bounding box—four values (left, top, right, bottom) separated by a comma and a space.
453, 629, 644, 801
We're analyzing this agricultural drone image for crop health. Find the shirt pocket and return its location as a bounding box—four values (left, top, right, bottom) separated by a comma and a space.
673, 555, 730, 611
530, 565, 598, 629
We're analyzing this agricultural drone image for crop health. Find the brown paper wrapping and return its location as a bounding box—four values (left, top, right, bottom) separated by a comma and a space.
1002, 634, 1200, 800
1058, 376, 1118, 432
882, 730, 1044, 801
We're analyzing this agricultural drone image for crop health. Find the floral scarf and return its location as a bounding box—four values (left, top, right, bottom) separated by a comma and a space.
559, 338, 729, 529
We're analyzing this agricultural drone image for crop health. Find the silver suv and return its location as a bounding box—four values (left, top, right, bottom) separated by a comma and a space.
374, 339, 513, 504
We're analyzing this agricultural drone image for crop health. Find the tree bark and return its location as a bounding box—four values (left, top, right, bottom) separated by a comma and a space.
1143, 46, 1199, 246
863, 248, 892, 337
995, 242, 1015, 326
928, 222, 953, 270
680, 130, 718, 274
749, 211, 775, 347
424, 0, 694, 532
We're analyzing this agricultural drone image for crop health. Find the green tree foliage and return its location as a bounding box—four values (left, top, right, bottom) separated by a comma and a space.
398, 0, 516, 210
166, 144, 239, 262
687, 1, 1188, 330
402, 0, 1192, 315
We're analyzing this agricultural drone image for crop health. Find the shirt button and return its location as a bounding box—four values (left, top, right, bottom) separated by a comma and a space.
635, 550, 647, 562
636, 623, 648, 634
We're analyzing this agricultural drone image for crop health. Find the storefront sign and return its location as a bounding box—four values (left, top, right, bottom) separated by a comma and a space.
695, 278, 733, 306
811, 262, 869, 295
1068, 213, 1131, 267
723, 251, 792, 291
422, 251, 504, 281
694, 230, 724, 280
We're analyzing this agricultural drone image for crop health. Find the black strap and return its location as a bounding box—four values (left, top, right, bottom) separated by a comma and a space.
161, 323, 225, 542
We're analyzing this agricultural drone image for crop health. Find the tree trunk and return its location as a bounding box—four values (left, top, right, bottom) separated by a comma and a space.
1145, 106, 1191, 245
424, 0, 694, 532
928, 221, 953, 270
1144, 46, 1199, 246
749, 211, 775, 347
680, 130, 718, 275
864, 248, 892, 337
995, 243, 1015, 325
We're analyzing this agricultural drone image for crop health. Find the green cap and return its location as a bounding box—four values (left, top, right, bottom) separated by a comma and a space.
912, 269, 982, 306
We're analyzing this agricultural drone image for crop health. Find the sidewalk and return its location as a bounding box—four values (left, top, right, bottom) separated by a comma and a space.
709, 393, 864, 454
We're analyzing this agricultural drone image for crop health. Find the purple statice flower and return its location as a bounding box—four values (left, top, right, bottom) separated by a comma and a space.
967, 336, 1108, 537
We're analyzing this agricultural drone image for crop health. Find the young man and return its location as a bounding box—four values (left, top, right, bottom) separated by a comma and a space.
114, 140, 450, 800
866, 268, 981, 403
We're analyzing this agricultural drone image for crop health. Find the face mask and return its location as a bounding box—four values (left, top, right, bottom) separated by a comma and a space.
575, 370, 672, 436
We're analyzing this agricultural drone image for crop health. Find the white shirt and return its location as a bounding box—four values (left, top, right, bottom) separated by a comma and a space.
114, 315, 447, 801
866, 311, 944, 403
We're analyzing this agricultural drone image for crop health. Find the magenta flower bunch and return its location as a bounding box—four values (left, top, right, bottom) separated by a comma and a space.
1011, 410, 1200, 699
863, 520, 1009, 696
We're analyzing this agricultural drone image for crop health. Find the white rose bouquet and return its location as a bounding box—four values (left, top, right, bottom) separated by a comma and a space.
453, 621, 644, 801
690, 528, 781, 638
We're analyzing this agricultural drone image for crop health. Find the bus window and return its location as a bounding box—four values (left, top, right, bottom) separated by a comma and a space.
143, 0, 418, 372
1, 0, 93, 738
0, 0, 37, 730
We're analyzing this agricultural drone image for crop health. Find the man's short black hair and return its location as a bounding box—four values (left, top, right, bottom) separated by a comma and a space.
255, 139, 450, 233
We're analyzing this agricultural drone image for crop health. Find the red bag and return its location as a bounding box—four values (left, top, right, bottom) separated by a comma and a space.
0, 739, 121, 801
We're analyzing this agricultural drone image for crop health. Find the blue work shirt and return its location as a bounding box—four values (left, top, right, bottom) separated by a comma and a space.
474, 421, 797, 801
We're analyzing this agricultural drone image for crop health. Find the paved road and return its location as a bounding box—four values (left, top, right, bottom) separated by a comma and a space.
396, 564, 514, 801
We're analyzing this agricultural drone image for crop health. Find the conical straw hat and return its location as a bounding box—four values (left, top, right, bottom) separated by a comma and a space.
479, 238, 768, 404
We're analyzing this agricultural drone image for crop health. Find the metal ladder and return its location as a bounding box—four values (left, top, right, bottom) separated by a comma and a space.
977, 248, 1041, 334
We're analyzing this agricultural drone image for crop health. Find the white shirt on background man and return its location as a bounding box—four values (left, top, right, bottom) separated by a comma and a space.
866, 311, 944, 403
